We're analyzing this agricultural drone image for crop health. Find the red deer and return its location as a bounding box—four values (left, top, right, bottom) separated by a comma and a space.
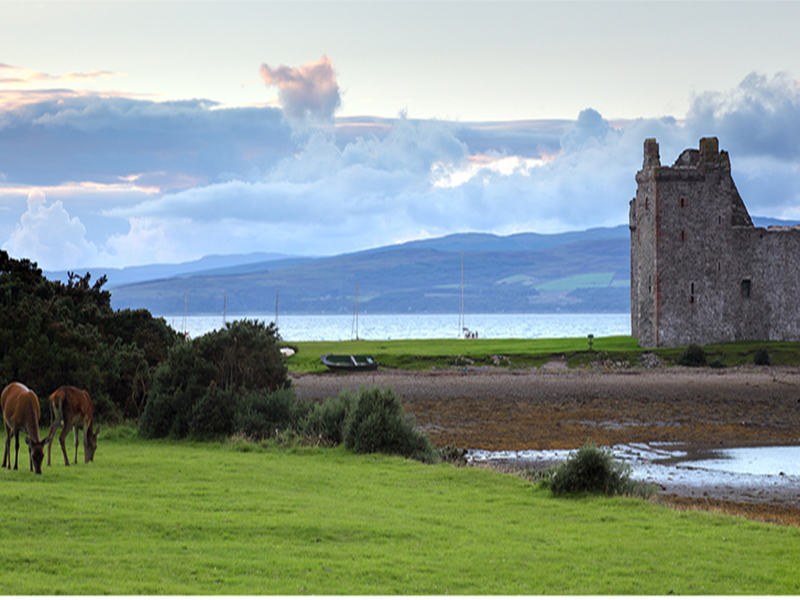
1, 382, 46, 474
46, 386, 100, 466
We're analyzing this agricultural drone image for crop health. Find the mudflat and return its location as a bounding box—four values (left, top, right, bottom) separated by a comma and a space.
293, 364, 800, 525
293, 365, 800, 450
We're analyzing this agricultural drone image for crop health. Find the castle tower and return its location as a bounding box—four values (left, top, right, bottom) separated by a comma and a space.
629, 137, 800, 348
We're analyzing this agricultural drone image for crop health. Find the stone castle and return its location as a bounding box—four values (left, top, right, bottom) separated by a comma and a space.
629, 137, 800, 348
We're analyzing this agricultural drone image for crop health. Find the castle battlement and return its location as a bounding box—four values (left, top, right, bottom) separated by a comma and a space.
629, 138, 800, 347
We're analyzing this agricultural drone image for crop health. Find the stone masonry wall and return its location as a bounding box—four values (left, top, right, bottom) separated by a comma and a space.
630, 137, 800, 347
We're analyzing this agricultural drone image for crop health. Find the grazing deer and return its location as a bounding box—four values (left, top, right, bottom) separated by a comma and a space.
46, 386, 100, 466
2, 382, 46, 474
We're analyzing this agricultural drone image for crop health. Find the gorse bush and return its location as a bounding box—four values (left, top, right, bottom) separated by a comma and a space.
677, 343, 707, 367
139, 319, 290, 439
190, 384, 237, 439
301, 390, 356, 446
235, 388, 309, 441
344, 387, 438, 464
545, 440, 657, 499
754, 347, 771, 366
141, 359, 439, 464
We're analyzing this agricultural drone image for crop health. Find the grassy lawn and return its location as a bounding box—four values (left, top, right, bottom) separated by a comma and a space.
284, 335, 800, 373
1, 429, 799, 594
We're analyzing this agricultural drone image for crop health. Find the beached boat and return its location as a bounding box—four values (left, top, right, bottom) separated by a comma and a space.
321, 354, 379, 372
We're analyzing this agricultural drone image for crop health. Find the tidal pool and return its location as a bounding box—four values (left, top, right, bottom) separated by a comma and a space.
467, 443, 800, 508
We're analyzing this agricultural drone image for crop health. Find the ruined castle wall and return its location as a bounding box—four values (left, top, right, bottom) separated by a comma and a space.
728, 226, 800, 341
651, 166, 733, 347
630, 174, 658, 345
630, 137, 800, 348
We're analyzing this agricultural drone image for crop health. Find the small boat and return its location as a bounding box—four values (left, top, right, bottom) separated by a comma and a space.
321, 354, 379, 372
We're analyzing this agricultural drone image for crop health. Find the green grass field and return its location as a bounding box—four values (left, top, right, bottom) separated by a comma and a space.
1, 429, 799, 594
285, 335, 800, 373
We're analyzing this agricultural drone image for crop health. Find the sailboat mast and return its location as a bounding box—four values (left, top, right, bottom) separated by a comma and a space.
459, 253, 464, 335
352, 282, 359, 340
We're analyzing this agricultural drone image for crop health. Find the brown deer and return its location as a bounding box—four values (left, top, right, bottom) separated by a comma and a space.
2, 382, 46, 474
46, 386, 100, 466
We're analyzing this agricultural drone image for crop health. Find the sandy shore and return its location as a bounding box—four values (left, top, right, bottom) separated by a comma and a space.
292, 364, 800, 524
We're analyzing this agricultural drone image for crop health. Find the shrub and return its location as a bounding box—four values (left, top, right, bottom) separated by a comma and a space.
438, 445, 468, 466
190, 384, 237, 439
234, 387, 305, 441
139, 319, 290, 439
139, 342, 216, 439
754, 347, 771, 366
344, 387, 438, 464
546, 440, 657, 499
677, 343, 706, 367
301, 390, 356, 446
709, 359, 726, 369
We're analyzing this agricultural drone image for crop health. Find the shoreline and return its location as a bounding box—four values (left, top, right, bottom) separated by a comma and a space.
292, 364, 800, 524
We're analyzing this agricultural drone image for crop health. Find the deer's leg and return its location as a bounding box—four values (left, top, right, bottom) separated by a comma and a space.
13, 430, 20, 470
2, 424, 10, 469
46, 417, 61, 467
74, 426, 80, 465
59, 425, 71, 466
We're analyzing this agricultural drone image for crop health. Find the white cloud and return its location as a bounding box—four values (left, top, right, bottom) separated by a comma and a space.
3, 189, 104, 269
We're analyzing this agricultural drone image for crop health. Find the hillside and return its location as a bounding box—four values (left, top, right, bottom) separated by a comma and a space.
107, 226, 631, 315
52, 217, 796, 316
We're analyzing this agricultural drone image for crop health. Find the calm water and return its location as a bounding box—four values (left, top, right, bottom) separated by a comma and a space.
469, 444, 800, 497
161, 313, 631, 341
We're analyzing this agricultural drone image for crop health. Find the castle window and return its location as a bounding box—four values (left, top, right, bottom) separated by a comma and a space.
741, 279, 751, 299
680, 196, 687, 208
680, 230, 687, 242
644, 197, 649, 211
690, 282, 695, 304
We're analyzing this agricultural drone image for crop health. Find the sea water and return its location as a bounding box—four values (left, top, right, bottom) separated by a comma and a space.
161, 313, 631, 341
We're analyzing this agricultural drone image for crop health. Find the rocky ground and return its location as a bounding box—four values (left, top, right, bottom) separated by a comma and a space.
292, 363, 800, 526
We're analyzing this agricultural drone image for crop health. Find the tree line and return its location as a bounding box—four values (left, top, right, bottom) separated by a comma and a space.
1, 250, 181, 423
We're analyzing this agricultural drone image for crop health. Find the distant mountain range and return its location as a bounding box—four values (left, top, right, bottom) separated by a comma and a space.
43, 217, 798, 316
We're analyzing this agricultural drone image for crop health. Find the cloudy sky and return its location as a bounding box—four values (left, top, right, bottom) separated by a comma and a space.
2, 1, 800, 270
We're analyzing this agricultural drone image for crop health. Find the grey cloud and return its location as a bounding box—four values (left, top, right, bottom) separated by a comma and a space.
686, 72, 800, 161
0, 95, 295, 187
259, 55, 341, 125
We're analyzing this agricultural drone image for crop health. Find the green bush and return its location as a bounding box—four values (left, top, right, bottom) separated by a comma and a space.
677, 343, 707, 367
190, 385, 237, 439
234, 388, 307, 440
438, 445, 468, 466
301, 390, 356, 446
546, 440, 657, 499
709, 359, 726, 369
139, 341, 217, 439
344, 387, 438, 464
139, 319, 290, 439
754, 347, 771, 366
